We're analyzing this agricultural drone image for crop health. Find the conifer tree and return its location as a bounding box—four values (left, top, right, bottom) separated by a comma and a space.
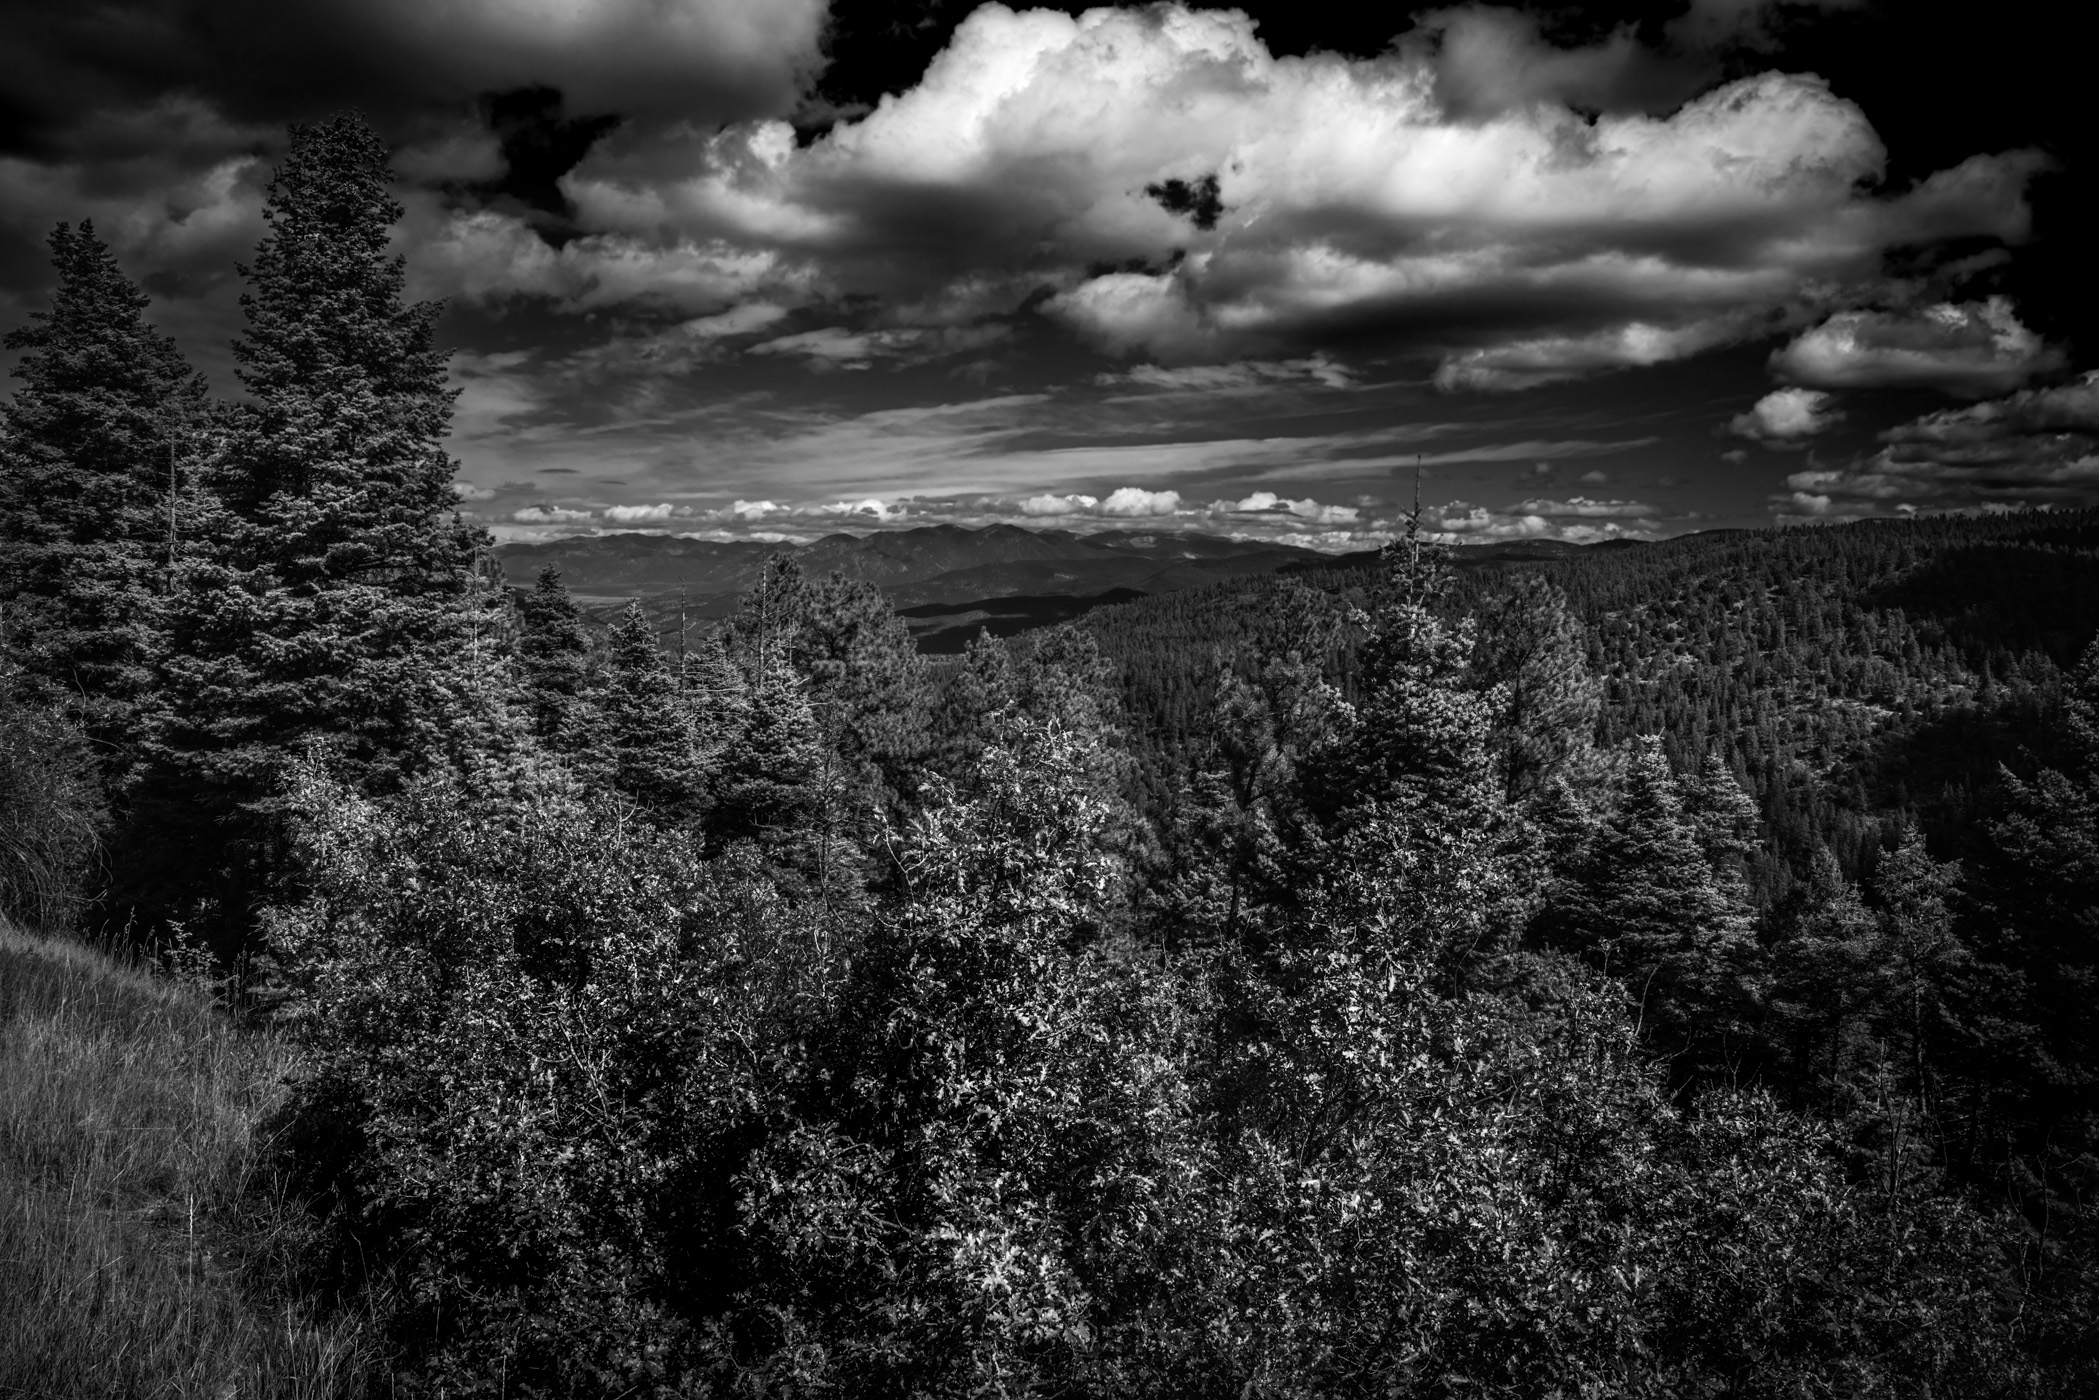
799, 569, 932, 802
1538, 736, 1760, 1054
592, 601, 704, 824
0, 220, 204, 748
710, 635, 826, 852
1469, 573, 1602, 806
152, 113, 481, 806
1978, 640, 2099, 1122
1767, 848, 1880, 1099
679, 628, 750, 769
516, 565, 594, 752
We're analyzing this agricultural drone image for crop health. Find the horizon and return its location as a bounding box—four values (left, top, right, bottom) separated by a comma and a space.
4, 1, 2094, 552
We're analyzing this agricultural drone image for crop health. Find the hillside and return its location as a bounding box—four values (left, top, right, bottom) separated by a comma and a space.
1083, 509, 2099, 897
496, 525, 1634, 650
0, 922, 366, 1397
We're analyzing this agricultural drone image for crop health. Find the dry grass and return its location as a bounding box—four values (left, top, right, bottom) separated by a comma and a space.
0, 920, 370, 1399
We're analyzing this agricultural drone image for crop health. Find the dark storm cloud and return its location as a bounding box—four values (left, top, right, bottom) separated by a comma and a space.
1781, 372, 2099, 520
0, 0, 825, 155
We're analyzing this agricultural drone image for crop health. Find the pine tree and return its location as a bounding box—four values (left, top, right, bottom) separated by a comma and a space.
799, 569, 932, 804
1767, 848, 1880, 1100
1979, 640, 2099, 1117
678, 628, 749, 769
1539, 736, 1760, 1055
516, 565, 594, 752
1469, 573, 1601, 807
0, 220, 204, 749
135, 114, 481, 950
591, 602, 704, 824
152, 113, 482, 806
709, 635, 826, 853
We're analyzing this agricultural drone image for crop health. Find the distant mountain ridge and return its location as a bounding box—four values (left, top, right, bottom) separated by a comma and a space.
495, 524, 1645, 650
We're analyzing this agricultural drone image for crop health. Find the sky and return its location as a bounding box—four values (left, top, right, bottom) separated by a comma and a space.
3, 0, 2095, 550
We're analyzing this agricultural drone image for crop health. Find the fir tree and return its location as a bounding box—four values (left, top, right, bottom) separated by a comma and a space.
152, 113, 482, 805
1539, 736, 1760, 1055
679, 628, 749, 770
592, 601, 704, 824
710, 635, 826, 852
799, 569, 932, 803
136, 114, 480, 949
1469, 573, 1601, 807
0, 220, 204, 748
516, 565, 594, 752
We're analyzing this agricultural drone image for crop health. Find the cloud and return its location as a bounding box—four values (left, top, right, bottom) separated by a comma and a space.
1425, 497, 1656, 543
1770, 297, 2063, 398
512, 505, 594, 524
1509, 496, 1655, 518
1773, 371, 2099, 520
536, 3, 2039, 382
1100, 356, 1355, 393
602, 502, 676, 523
0, 0, 825, 155
1728, 387, 1842, 446
1098, 486, 1184, 517
451, 481, 496, 501
1208, 491, 1361, 525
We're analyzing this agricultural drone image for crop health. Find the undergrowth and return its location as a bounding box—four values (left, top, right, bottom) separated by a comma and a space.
0, 920, 369, 1399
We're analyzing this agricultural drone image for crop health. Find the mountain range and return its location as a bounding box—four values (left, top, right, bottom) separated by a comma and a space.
495, 524, 1626, 651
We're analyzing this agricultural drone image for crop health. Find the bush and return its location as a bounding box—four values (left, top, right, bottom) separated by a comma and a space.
0, 695, 105, 930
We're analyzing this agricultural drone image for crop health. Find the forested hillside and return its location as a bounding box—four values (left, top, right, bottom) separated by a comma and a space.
5, 116, 2097, 1397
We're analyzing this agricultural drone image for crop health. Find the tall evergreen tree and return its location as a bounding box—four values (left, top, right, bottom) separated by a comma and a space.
152, 113, 481, 804
516, 564, 594, 753
1537, 736, 1761, 1056
1469, 573, 1601, 807
137, 114, 480, 948
592, 602, 705, 824
0, 220, 203, 748
679, 628, 750, 769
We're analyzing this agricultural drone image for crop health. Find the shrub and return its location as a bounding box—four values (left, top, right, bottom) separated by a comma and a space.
0, 695, 105, 930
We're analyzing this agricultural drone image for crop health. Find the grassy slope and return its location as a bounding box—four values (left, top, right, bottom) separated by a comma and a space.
0, 921, 365, 1399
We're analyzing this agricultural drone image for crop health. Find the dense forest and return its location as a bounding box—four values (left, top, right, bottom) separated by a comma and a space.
4, 115, 2097, 1397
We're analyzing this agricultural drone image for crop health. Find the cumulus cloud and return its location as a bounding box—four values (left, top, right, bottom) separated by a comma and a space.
1097, 486, 1185, 517
1728, 387, 1842, 446
533, 3, 2040, 381
1208, 491, 1361, 525
512, 505, 594, 524
1770, 297, 2063, 397
603, 502, 676, 523
1425, 498, 1655, 544
1775, 371, 2099, 520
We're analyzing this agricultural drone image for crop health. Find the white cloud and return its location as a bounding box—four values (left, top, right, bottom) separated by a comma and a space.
1097, 486, 1184, 517
1020, 492, 1099, 515
603, 502, 676, 523
1208, 491, 1361, 525
451, 480, 496, 501
1771, 298, 2063, 398
511, 505, 595, 524
1509, 496, 1656, 518
1728, 387, 1842, 446
1426, 497, 1656, 543
524, 2, 2040, 381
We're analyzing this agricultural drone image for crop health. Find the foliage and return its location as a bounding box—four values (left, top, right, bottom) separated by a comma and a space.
0, 692, 106, 930
0, 220, 203, 754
